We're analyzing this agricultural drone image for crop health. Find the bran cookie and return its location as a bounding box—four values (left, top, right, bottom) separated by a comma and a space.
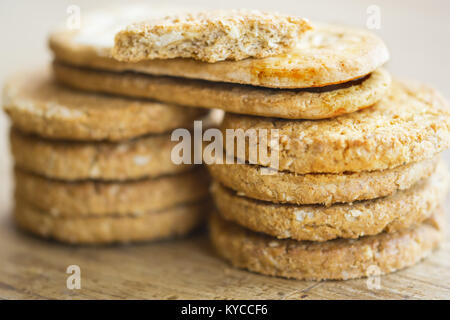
113, 10, 312, 63
14, 168, 209, 217
212, 162, 448, 241
210, 210, 446, 280
2, 68, 207, 141
54, 62, 391, 120
49, 6, 389, 88
15, 199, 210, 244
10, 129, 192, 181
222, 80, 450, 174
207, 157, 439, 205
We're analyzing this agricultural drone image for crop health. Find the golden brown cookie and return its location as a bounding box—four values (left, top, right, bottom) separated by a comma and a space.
10, 129, 192, 181
14, 168, 209, 217
210, 210, 446, 280
53, 62, 391, 120
2, 68, 207, 141
49, 6, 389, 88
15, 199, 210, 244
212, 162, 448, 241
222, 80, 450, 174
113, 10, 312, 63
207, 157, 439, 205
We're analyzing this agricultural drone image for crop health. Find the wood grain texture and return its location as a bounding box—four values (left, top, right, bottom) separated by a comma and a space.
0, 189, 449, 299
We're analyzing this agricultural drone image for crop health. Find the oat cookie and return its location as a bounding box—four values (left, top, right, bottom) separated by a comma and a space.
50, 6, 389, 88
211, 162, 448, 241
208, 157, 439, 205
10, 129, 192, 181
15, 199, 210, 244
113, 10, 312, 63
222, 80, 450, 174
14, 168, 209, 217
210, 210, 445, 280
2, 68, 207, 141
54, 63, 390, 120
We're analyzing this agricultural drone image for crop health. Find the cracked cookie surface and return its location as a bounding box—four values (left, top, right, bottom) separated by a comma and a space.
113, 10, 312, 63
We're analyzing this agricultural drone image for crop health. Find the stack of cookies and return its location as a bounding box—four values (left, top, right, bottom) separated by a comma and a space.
49, 7, 450, 278
199, 29, 449, 279
5, 6, 449, 280
209, 84, 450, 280
3, 68, 211, 244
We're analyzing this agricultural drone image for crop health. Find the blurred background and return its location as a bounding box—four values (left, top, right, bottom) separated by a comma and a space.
0, 0, 449, 206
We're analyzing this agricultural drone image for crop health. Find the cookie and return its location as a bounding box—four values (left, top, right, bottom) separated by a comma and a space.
113, 10, 312, 63
2, 68, 207, 141
49, 6, 389, 88
14, 168, 209, 217
207, 157, 439, 205
15, 199, 210, 244
210, 210, 445, 280
212, 162, 448, 241
222, 80, 450, 174
53, 62, 391, 120
10, 129, 192, 181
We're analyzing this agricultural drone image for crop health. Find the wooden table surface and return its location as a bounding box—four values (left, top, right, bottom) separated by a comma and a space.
0, 182, 449, 300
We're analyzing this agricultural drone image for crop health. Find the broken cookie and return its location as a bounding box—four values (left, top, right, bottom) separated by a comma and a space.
112, 9, 312, 63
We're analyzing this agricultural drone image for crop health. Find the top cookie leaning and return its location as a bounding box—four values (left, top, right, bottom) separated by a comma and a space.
49, 6, 389, 89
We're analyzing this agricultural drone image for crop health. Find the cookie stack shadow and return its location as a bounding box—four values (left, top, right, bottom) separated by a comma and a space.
3, 69, 211, 244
